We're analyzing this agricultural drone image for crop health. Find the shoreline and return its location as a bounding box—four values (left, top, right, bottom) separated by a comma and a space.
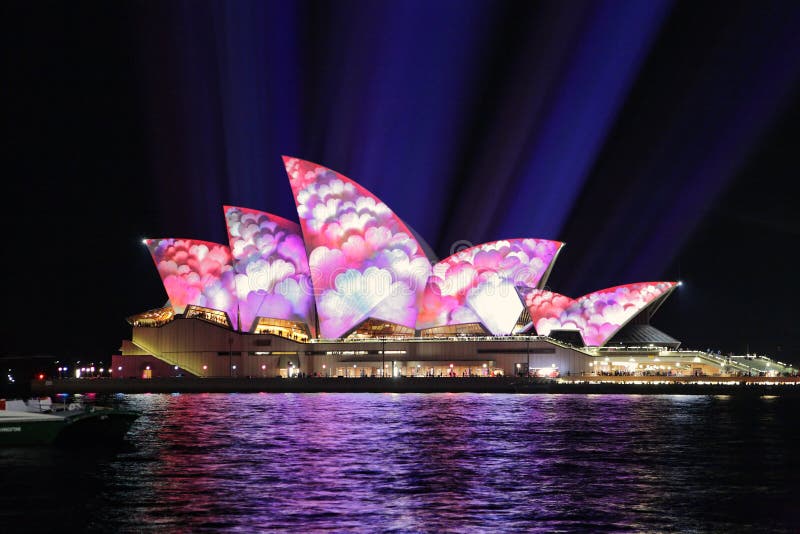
26, 377, 800, 396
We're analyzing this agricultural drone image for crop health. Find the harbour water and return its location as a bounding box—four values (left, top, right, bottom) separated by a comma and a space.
1, 393, 798, 532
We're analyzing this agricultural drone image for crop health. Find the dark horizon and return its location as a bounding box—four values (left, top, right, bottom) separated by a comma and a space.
3, 1, 799, 365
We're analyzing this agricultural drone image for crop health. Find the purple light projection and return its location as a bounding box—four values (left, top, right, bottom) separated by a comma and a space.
284, 156, 432, 338
521, 281, 678, 346
223, 206, 315, 333
145, 238, 239, 330
417, 239, 563, 334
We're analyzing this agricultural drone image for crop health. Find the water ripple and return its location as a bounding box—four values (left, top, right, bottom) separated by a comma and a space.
1, 393, 799, 533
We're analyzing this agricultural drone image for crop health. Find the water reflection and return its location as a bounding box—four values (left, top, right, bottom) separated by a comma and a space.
1, 393, 799, 532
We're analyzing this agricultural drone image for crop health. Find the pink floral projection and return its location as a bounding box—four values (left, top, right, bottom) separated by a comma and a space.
224, 206, 315, 334
283, 156, 432, 338
417, 239, 563, 334
145, 238, 239, 330
520, 281, 678, 346
141, 159, 678, 342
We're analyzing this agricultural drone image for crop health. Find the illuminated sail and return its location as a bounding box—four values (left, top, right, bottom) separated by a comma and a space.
145, 238, 238, 330
283, 156, 431, 338
417, 239, 563, 334
521, 282, 678, 346
224, 206, 315, 334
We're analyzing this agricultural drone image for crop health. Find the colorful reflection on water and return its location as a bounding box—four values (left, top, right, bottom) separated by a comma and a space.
1, 393, 798, 532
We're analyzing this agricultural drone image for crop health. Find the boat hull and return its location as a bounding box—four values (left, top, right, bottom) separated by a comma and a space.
0, 416, 65, 446
0, 408, 139, 446
55, 409, 139, 446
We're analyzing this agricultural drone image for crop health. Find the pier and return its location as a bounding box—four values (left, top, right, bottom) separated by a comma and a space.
29, 376, 800, 396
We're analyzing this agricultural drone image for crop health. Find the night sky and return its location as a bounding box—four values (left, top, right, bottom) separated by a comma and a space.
3, 1, 800, 365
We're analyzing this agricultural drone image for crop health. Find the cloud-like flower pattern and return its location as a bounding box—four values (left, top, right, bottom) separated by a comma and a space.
224, 206, 314, 333
145, 238, 239, 330
284, 156, 431, 338
520, 282, 678, 346
417, 239, 562, 333
142, 159, 678, 342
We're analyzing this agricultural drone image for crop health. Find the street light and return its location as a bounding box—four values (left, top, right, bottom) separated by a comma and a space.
527, 337, 531, 378
228, 337, 233, 377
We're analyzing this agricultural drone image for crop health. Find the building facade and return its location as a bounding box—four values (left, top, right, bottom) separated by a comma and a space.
119, 157, 786, 379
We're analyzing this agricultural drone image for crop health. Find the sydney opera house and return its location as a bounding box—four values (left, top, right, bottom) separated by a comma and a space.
113, 157, 783, 380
